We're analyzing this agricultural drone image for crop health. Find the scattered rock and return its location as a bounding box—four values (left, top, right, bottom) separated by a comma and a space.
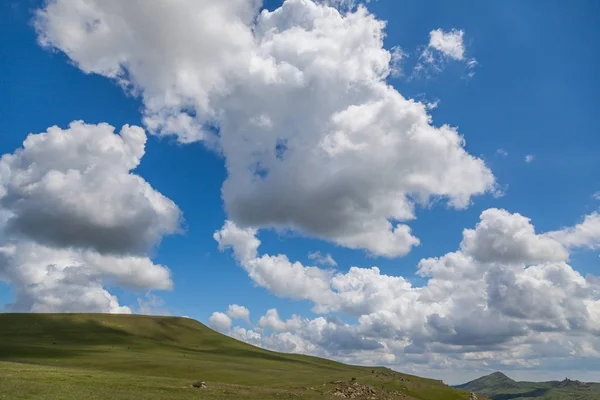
328, 380, 408, 399
324, 376, 410, 399
469, 393, 478, 400
191, 381, 207, 389
331, 381, 377, 399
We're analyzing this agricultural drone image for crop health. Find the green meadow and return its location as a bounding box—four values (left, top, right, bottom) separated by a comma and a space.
0, 313, 480, 400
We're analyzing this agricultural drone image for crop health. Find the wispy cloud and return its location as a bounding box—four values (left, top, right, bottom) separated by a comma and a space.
308, 251, 338, 267
426, 100, 439, 110
137, 294, 170, 316
414, 28, 477, 78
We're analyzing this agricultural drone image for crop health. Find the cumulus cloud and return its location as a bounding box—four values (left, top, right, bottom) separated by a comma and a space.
1, 239, 172, 314
525, 154, 535, 163
213, 220, 260, 263
215, 223, 335, 305
0, 121, 181, 255
308, 251, 337, 266
259, 308, 303, 332
227, 304, 251, 323
214, 210, 600, 375
35, 0, 495, 258
0, 122, 180, 313
209, 312, 233, 333
459, 208, 568, 265
226, 307, 382, 356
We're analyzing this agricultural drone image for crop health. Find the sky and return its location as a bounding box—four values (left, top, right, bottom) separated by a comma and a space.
1, 0, 599, 385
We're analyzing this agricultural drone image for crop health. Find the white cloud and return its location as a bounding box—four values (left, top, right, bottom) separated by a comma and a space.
258, 308, 303, 332
593, 191, 600, 200
459, 208, 568, 265
35, 0, 261, 143
525, 154, 535, 163
547, 212, 600, 250
466, 58, 478, 78
214, 210, 600, 376
496, 149, 508, 157
215, 222, 336, 305
248, 254, 337, 305
213, 220, 260, 263
427, 29, 465, 60
0, 122, 180, 313
1, 241, 171, 313
416, 28, 477, 78
209, 312, 232, 333
35, 0, 495, 258
308, 251, 337, 266
227, 304, 251, 323
232, 308, 382, 356
425, 100, 439, 110
230, 326, 263, 346
0, 121, 181, 255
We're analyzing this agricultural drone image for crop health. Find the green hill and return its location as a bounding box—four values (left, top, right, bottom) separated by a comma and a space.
0, 313, 478, 400
456, 372, 600, 400
455, 372, 522, 393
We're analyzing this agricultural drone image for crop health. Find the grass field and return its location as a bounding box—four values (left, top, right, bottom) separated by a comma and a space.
0, 313, 479, 399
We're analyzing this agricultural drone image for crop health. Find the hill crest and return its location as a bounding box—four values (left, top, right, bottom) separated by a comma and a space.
0, 313, 479, 400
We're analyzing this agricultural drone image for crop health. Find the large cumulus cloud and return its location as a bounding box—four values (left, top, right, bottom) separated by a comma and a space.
35, 0, 495, 257
213, 208, 600, 377
0, 121, 181, 254
0, 122, 181, 313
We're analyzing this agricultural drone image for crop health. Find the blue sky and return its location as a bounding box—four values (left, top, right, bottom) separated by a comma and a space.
1, 0, 599, 384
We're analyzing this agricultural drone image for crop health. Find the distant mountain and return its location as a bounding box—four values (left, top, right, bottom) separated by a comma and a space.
456, 372, 600, 400
455, 372, 519, 393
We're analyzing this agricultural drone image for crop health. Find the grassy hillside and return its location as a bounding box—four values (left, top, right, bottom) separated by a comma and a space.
0, 313, 478, 400
456, 372, 600, 400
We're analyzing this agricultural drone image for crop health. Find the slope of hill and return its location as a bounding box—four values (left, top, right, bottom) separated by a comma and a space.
456, 372, 600, 400
0, 313, 478, 400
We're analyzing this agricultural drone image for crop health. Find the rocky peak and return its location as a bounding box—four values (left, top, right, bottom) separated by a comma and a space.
556, 378, 587, 388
